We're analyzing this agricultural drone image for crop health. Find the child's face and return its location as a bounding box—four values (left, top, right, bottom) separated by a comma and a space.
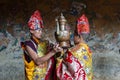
74, 35, 80, 44
30, 28, 42, 39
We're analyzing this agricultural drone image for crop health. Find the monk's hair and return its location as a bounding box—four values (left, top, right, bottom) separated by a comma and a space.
74, 30, 82, 38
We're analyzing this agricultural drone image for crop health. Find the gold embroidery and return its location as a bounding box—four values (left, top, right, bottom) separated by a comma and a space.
69, 43, 93, 80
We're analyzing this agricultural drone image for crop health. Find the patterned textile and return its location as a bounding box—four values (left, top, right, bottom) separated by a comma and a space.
21, 38, 55, 80
56, 43, 93, 80
56, 51, 87, 80
69, 43, 93, 80
77, 14, 90, 34
28, 10, 44, 30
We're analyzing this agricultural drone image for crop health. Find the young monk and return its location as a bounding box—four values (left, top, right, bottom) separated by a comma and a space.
70, 31, 93, 80
21, 10, 62, 80
56, 30, 93, 80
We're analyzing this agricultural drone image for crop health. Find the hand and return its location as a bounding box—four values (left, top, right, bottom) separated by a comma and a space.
38, 62, 47, 68
53, 43, 63, 53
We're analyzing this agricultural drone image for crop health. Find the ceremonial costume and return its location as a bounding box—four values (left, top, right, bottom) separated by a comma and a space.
21, 10, 56, 80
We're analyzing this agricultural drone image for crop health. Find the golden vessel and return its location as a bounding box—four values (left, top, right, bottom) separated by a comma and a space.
55, 13, 70, 48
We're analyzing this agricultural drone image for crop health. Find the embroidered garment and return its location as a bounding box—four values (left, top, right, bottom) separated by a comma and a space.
21, 38, 55, 80
77, 14, 90, 34
69, 43, 93, 80
56, 43, 93, 80
56, 51, 87, 80
28, 10, 44, 30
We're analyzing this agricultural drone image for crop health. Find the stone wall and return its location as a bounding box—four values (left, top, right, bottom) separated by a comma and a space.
0, 27, 120, 80
0, 0, 120, 80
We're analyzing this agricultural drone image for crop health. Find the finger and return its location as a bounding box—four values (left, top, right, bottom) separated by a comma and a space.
55, 43, 59, 48
57, 47, 62, 50
53, 44, 57, 48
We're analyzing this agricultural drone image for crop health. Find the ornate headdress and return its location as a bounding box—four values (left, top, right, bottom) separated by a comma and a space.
77, 14, 90, 34
28, 10, 44, 30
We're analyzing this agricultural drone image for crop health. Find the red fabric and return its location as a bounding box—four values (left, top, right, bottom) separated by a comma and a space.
77, 14, 90, 34
56, 51, 87, 80
45, 56, 56, 80
28, 10, 44, 30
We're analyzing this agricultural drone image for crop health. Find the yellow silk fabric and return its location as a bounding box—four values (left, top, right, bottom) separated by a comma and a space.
32, 41, 47, 80
23, 56, 35, 80
69, 43, 93, 80
23, 41, 48, 80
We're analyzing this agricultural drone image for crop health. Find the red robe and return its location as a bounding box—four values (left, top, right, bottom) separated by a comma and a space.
56, 51, 87, 80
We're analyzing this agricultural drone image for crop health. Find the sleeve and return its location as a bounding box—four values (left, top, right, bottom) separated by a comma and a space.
21, 41, 37, 63
24, 41, 37, 53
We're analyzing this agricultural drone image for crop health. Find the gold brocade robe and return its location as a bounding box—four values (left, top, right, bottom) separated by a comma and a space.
22, 40, 51, 80
69, 43, 93, 80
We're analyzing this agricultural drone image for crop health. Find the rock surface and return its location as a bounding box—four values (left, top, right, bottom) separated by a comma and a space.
0, 0, 120, 80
